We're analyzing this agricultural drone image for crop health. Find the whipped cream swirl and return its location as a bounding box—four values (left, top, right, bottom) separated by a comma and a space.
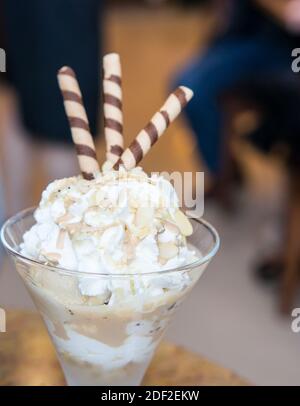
21, 167, 197, 300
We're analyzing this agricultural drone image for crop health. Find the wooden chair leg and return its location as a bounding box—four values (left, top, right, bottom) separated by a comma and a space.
280, 172, 300, 314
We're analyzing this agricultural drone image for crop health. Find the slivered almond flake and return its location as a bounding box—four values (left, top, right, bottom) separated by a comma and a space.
41, 252, 61, 262
64, 196, 77, 207
173, 210, 193, 236
57, 213, 74, 224
64, 223, 83, 234
56, 229, 67, 249
136, 227, 150, 239
86, 206, 100, 213
159, 242, 178, 259
64, 221, 107, 235
124, 242, 135, 261
157, 223, 165, 234
159, 257, 168, 266
135, 207, 153, 228
163, 220, 180, 235
80, 224, 102, 233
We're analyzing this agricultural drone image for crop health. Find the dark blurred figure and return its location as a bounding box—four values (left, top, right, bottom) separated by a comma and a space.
175, 0, 300, 181
1, 0, 103, 215
4, 0, 102, 145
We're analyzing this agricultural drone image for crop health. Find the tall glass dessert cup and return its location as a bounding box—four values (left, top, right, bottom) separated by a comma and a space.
1, 208, 219, 386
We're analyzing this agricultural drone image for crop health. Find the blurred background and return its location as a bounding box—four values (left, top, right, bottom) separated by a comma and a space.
1, 0, 300, 385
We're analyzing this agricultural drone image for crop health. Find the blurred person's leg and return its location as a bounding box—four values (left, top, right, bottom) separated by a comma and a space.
174, 35, 290, 178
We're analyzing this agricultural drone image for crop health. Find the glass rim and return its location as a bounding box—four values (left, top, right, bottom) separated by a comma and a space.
1, 207, 220, 277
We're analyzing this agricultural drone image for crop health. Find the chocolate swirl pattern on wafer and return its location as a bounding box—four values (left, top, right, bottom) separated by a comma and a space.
103, 53, 124, 166
57, 66, 99, 180
114, 86, 193, 170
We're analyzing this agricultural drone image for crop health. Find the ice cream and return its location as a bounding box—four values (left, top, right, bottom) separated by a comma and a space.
2, 54, 216, 386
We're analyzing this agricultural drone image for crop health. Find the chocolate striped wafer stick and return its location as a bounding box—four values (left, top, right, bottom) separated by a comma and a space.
57, 66, 99, 180
114, 86, 193, 170
103, 53, 124, 166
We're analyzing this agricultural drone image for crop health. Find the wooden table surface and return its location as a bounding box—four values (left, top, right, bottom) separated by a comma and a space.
0, 310, 247, 386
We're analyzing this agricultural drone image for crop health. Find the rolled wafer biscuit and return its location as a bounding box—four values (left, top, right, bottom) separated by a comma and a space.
114, 86, 193, 170
57, 66, 99, 180
103, 53, 124, 166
